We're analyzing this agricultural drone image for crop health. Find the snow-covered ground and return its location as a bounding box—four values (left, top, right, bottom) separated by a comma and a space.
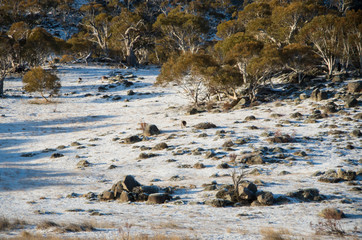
0, 65, 360, 239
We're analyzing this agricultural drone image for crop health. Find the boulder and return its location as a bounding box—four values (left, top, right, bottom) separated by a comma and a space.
123, 135, 142, 144
122, 175, 141, 192
119, 191, 132, 202
238, 187, 256, 201
143, 124, 160, 136
347, 81, 362, 93
152, 142, 168, 150
286, 188, 324, 202
77, 160, 90, 168
147, 193, 170, 204
240, 181, 258, 193
102, 190, 114, 200
238, 154, 265, 165
194, 122, 217, 129
337, 169, 356, 181
345, 97, 359, 108
257, 191, 274, 206
310, 89, 328, 101
350, 129, 362, 138
245, 115, 256, 121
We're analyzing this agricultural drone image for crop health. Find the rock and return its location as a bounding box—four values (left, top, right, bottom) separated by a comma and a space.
127, 90, 135, 95
286, 188, 324, 202
77, 160, 90, 168
133, 185, 160, 195
245, 115, 256, 121
204, 151, 216, 159
71, 141, 81, 146
119, 191, 132, 202
321, 102, 338, 113
238, 187, 256, 201
147, 193, 170, 204
267, 135, 292, 143
350, 129, 362, 137
152, 142, 168, 150
222, 140, 234, 148
238, 183, 255, 193
217, 163, 230, 169
50, 153, 64, 158
187, 108, 199, 115
354, 113, 362, 120
345, 97, 358, 108
347, 81, 362, 93
143, 124, 160, 136
138, 152, 157, 159
194, 122, 217, 129
122, 175, 141, 192
232, 97, 249, 110
290, 112, 303, 119
207, 199, 232, 207
310, 89, 328, 101
193, 163, 205, 169
337, 169, 356, 181
102, 190, 114, 200
238, 154, 265, 165
257, 191, 274, 205
123, 135, 142, 144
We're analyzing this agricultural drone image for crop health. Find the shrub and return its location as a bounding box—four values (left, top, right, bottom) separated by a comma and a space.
318, 208, 345, 220
22, 67, 61, 101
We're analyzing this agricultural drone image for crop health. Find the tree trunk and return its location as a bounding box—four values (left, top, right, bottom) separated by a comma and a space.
126, 48, 138, 67
0, 78, 4, 97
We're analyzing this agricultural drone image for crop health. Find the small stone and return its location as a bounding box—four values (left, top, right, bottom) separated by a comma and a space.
257, 191, 274, 205
143, 124, 160, 136
153, 142, 168, 150
194, 163, 206, 169
194, 122, 217, 129
50, 153, 64, 158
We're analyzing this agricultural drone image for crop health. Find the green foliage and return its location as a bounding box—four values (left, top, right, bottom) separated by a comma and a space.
22, 67, 61, 100
156, 52, 218, 105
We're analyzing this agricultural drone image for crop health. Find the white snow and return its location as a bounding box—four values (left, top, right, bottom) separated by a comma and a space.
0, 64, 360, 239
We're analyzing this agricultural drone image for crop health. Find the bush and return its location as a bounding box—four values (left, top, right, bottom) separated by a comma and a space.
22, 67, 61, 101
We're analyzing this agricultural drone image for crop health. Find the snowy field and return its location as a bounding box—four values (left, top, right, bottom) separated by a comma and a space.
0, 65, 361, 239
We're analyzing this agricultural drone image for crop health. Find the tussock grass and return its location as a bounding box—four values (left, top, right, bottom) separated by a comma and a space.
0, 216, 27, 231
28, 98, 60, 105
260, 227, 291, 240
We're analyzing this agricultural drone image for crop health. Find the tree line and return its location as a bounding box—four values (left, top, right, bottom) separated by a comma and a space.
0, 0, 361, 103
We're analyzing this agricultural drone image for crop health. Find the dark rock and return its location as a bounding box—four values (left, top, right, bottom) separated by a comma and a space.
240, 181, 258, 193
207, 199, 232, 207
345, 97, 358, 108
350, 129, 362, 138
187, 108, 199, 115
147, 193, 170, 204
194, 122, 217, 129
50, 153, 64, 158
217, 163, 230, 169
143, 124, 160, 136
127, 90, 135, 95
152, 142, 168, 150
123, 135, 142, 144
222, 140, 234, 148
238, 187, 256, 201
238, 154, 265, 165
286, 188, 324, 202
257, 191, 274, 205
122, 175, 141, 192
138, 152, 157, 159
204, 151, 216, 159
245, 115, 256, 121
290, 112, 303, 119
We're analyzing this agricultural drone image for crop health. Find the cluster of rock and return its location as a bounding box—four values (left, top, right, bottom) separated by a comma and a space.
120, 124, 160, 144
206, 181, 275, 207
317, 168, 359, 183
100, 175, 172, 204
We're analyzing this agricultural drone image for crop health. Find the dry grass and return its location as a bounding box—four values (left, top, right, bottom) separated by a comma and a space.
36, 220, 60, 230
28, 98, 60, 105
318, 207, 345, 220
12, 231, 87, 240
260, 227, 291, 240
0, 216, 27, 231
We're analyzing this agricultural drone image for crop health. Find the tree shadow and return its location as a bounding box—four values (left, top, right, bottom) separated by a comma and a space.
0, 165, 78, 192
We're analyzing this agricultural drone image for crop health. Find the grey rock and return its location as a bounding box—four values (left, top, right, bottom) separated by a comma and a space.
147, 193, 170, 204
347, 81, 362, 93
143, 124, 160, 136
194, 122, 217, 129
122, 175, 141, 192
257, 191, 274, 205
